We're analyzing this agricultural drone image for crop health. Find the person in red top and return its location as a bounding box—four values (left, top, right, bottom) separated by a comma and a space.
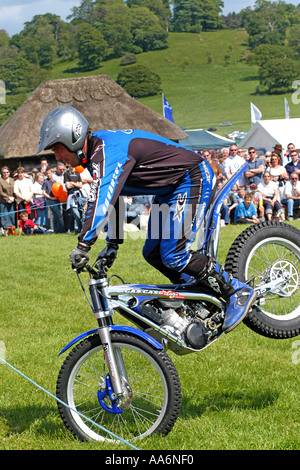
18, 211, 53, 235
18, 212, 38, 235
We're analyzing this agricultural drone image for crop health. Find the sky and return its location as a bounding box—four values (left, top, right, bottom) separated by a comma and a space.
0, 0, 300, 37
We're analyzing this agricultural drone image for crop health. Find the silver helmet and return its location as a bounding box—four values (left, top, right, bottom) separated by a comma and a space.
36, 105, 89, 154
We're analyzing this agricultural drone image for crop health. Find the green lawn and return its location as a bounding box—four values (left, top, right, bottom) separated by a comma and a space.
0, 226, 299, 450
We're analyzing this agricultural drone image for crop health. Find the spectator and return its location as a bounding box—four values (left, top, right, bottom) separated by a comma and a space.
40, 158, 48, 174
272, 144, 284, 161
281, 172, 300, 221
33, 172, 47, 228
53, 161, 68, 231
221, 147, 229, 162
14, 166, 34, 220
217, 149, 227, 177
257, 172, 285, 221
234, 192, 259, 224
285, 149, 300, 180
53, 161, 66, 185
18, 211, 52, 235
140, 201, 152, 231
32, 159, 48, 179
244, 147, 265, 188
64, 166, 84, 234
226, 183, 239, 223
237, 185, 246, 203
237, 148, 245, 159
269, 153, 288, 200
284, 143, 297, 166
202, 150, 224, 182
42, 168, 65, 233
212, 149, 220, 161
224, 144, 245, 187
0, 166, 15, 236
124, 195, 153, 228
252, 189, 265, 221
216, 180, 230, 225
80, 167, 93, 220
264, 154, 271, 171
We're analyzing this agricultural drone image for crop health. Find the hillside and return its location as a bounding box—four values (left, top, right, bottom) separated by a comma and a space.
43, 30, 300, 135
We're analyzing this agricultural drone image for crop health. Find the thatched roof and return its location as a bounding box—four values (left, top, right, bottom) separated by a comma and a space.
0, 75, 187, 159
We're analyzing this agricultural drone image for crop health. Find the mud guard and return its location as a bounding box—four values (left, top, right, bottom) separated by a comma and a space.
59, 324, 163, 355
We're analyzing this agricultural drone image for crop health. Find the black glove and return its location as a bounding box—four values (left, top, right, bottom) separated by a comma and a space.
69, 244, 90, 269
97, 242, 118, 268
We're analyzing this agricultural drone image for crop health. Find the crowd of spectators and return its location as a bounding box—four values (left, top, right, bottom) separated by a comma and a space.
0, 158, 152, 237
201, 142, 300, 224
1, 141, 299, 237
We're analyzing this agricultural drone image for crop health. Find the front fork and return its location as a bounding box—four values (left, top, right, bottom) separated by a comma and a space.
89, 278, 127, 399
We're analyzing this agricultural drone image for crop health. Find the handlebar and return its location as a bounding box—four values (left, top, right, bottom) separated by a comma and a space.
73, 258, 108, 278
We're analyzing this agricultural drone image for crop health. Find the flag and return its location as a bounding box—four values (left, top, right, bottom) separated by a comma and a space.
162, 94, 175, 123
250, 102, 262, 125
285, 98, 290, 119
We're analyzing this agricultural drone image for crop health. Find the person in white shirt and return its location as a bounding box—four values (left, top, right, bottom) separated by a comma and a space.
224, 144, 245, 187
14, 166, 34, 220
281, 172, 300, 220
257, 172, 285, 221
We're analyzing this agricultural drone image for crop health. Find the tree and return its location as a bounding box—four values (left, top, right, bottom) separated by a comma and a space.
200, 0, 224, 31
128, 0, 171, 30
287, 23, 300, 59
95, 3, 133, 57
10, 15, 65, 69
248, 43, 292, 67
222, 12, 242, 29
68, 0, 95, 23
133, 27, 168, 51
130, 6, 168, 51
258, 56, 300, 94
117, 64, 162, 97
171, 0, 224, 32
0, 56, 49, 94
242, 0, 293, 49
76, 22, 107, 70
68, 0, 170, 55
0, 29, 10, 47
171, 0, 203, 32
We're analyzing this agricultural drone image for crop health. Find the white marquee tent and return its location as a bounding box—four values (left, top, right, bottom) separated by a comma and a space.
239, 118, 300, 153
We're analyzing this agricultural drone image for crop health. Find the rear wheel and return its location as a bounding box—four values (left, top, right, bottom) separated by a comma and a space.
56, 332, 181, 443
225, 221, 300, 338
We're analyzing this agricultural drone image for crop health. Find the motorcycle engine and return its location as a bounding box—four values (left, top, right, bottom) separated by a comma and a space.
159, 308, 208, 349
141, 299, 222, 350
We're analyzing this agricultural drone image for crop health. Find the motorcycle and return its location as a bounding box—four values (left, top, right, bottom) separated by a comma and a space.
56, 163, 300, 443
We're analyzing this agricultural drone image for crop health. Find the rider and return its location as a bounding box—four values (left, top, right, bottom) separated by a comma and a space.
36, 105, 256, 333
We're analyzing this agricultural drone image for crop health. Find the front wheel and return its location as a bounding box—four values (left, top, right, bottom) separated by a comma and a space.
56, 332, 181, 443
225, 221, 300, 339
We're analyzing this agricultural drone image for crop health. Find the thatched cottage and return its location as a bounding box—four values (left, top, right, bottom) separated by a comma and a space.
0, 75, 187, 170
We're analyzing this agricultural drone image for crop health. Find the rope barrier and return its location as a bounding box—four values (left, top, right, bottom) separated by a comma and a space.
0, 355, 140, 450
0, 201, 65, 217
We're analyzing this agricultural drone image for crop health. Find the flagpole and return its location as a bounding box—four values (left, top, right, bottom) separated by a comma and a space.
284, 98, 290, 119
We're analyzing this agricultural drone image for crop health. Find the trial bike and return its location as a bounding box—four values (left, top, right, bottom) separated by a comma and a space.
56, 163, 300, 443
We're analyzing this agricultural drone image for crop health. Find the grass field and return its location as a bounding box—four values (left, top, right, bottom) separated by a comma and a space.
51, 30, 300, 135
0, 225, 300, 450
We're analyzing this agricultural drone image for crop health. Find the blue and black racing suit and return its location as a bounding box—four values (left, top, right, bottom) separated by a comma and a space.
78, 130, 215, 283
